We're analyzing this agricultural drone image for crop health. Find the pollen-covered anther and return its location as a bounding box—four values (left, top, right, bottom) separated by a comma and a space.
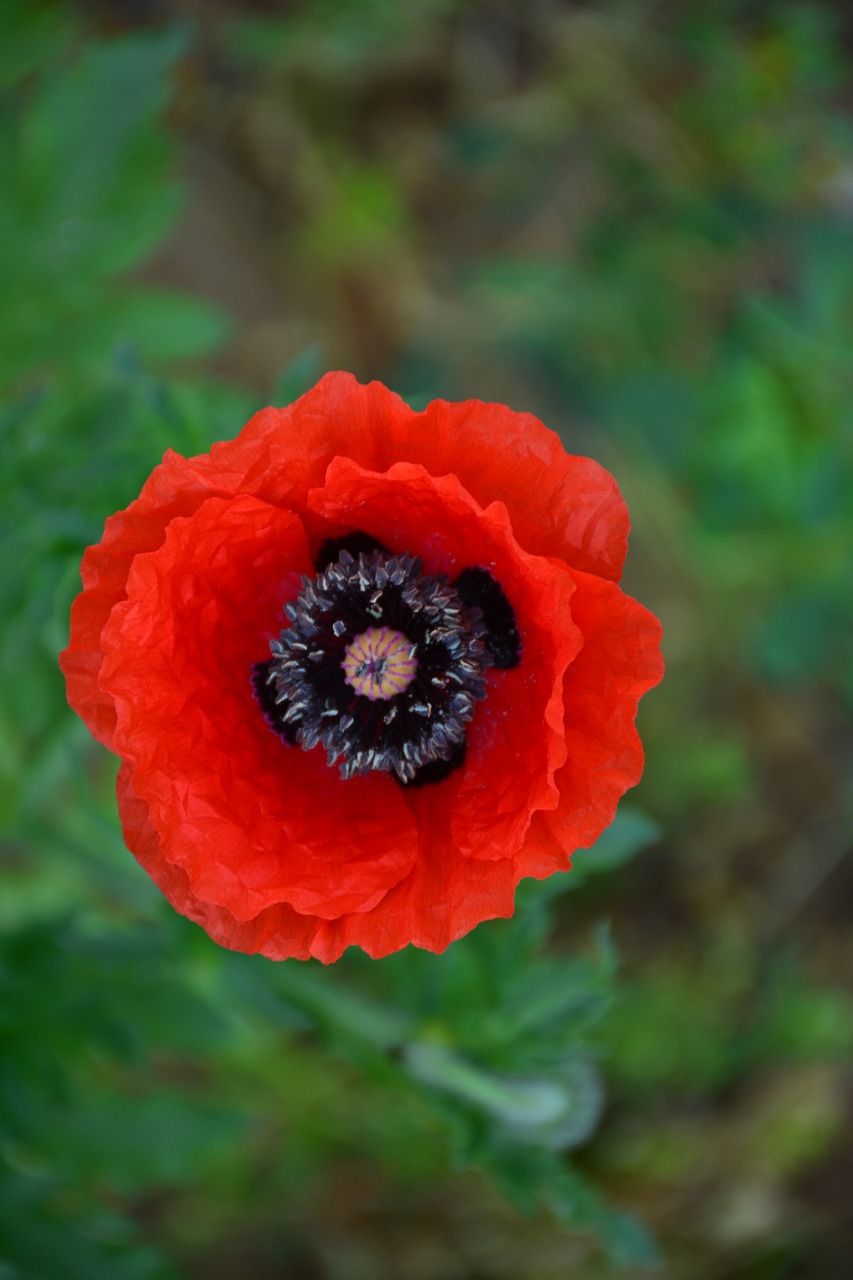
342, 627, 418, 701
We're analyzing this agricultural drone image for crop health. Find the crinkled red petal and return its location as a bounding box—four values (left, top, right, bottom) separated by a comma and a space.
227, 373, 630, 575
525, 571, 665, 875
307, 458, 583, 865
110, 539, 662, 965
100, 495, 419, 922
118, 763, 322, 960
123, 553, 664, 967
62, 485, 215, 751
119, 759, 518, 963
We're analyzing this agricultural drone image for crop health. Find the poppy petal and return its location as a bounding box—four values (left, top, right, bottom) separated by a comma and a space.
307, 457, 583, 859
118, 760, 515, 963
118, 762, 322, 960
525, 572, 665, 874
232, 373, 630, 576
100, 495, 419, 922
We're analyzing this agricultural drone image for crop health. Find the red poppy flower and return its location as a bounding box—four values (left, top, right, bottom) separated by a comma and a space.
60, 373, 663, 962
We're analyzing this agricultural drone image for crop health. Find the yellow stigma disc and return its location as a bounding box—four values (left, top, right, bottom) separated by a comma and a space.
342, 627, 417, 701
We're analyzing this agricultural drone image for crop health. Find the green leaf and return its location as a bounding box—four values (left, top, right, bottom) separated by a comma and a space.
22, 27, 188, 272
571, 806, 662, 882
0, 0, 76, 88
112, 288, 232, 363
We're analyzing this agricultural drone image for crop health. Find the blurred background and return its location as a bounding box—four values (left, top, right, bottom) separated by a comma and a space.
1, 1, 852, 1277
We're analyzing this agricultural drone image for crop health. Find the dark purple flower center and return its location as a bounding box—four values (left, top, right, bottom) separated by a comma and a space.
254, 537, 520, 787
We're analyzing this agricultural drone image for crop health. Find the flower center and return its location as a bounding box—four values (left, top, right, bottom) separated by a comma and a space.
342, 627, 417, 701
253, 546, 492, 785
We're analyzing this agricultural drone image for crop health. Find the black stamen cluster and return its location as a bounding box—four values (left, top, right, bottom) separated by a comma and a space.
454, 566, 522, 669
255, 549, 490, 784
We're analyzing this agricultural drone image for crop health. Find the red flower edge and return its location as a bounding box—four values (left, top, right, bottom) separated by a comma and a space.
60, 373, 663, 962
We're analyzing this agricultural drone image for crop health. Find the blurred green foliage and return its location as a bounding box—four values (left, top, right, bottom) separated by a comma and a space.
2, 1, 852, 1278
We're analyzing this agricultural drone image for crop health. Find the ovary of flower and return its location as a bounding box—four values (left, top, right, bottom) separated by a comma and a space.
342, 626, 418, 701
